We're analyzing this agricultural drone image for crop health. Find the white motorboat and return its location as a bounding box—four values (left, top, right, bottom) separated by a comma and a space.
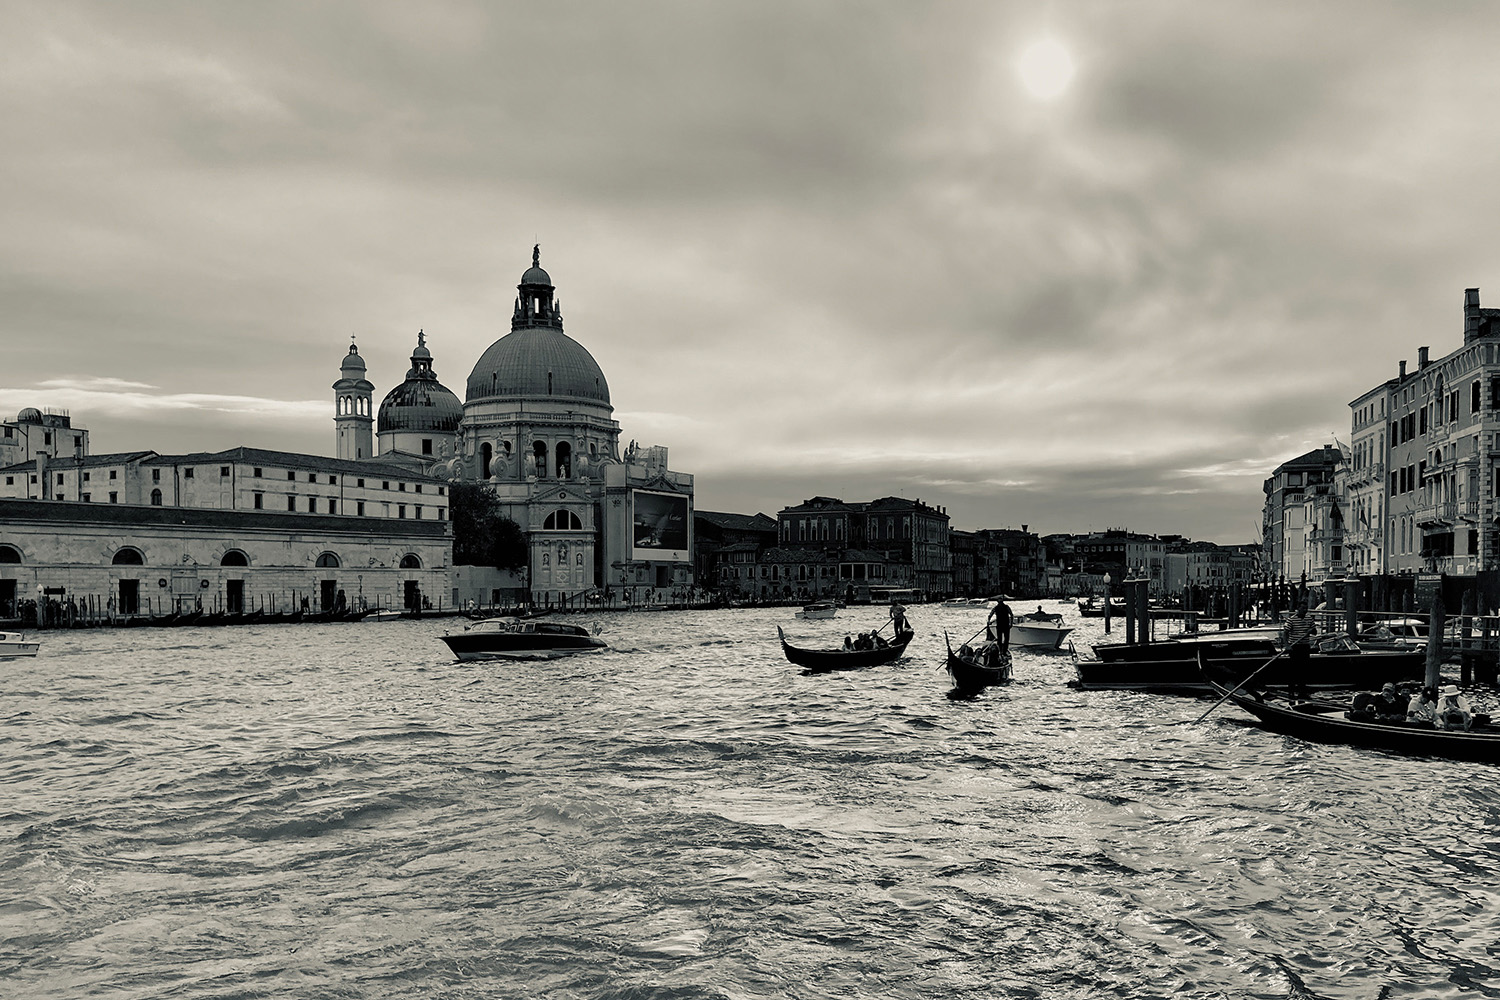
439, 617, 607, 661
1009, 620, 1074, 650
0, 630, 40, 659
795, 601, 839, 620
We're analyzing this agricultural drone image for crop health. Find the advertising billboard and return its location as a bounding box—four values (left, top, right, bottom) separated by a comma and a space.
631, 490, 690, 562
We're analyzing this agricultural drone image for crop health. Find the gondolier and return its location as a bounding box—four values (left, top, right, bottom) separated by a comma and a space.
987, 600, 1013, 649
1284, 605, 1316, 699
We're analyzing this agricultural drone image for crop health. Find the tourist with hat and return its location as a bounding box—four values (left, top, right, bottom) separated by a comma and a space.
1437, 684, 1473, 731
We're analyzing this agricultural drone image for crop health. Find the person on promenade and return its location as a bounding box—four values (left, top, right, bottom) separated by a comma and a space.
988, 601, 1013, 649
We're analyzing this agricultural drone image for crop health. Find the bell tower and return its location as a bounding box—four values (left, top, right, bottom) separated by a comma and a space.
333, 338, 374, 460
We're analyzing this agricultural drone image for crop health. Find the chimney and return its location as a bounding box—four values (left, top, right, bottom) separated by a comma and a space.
1466, 288, 1482, 343
1418, 346, 1430, 369
1399, 360, 1407, 378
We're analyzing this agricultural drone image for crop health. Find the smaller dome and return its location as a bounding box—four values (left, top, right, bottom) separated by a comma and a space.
521, 265, 552, 286
378, 381, 463, 434
16, 408, 41, 423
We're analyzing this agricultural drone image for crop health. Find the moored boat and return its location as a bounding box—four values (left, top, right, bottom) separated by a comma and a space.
1074, 636, 1425, 694
777, 625, 914, 671
0, 630, 40, 659
440, 617, 607, 661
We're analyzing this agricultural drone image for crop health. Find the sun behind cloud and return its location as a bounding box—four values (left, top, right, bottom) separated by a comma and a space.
1017, 38, 1075, 100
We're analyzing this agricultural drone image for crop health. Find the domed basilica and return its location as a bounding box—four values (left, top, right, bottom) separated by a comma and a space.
336, 247, 695, 604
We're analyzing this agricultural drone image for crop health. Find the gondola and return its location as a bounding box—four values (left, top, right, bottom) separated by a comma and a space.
943, 630, 1012, 690
777, 625, 914, 671
1202, 664, 1500, 764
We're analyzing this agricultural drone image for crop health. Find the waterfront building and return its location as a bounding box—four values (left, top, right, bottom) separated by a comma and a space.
1340, 288, 1500, 584
0, 408, 89, 469
776, 495, 952, 600
693, 511, 777, 599
1261, 444, 1344, 584
968, 527, 1044, 598
453, 249, 694, 606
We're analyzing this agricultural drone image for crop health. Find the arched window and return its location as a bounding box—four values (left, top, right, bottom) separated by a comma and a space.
555, 442, 572, 479
400, 554, 421, 569
220, 550, 249, 567
533, 441, 548, 478
0, 544, 21, 563
112, 548, 144, 565
480, 443, 492, 479
315, 552, 340, 568
150, 489, 163, 506
543, 509, 582, 530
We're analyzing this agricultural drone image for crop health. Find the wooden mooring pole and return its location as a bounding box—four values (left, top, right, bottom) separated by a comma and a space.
1425, 591, 1445, 693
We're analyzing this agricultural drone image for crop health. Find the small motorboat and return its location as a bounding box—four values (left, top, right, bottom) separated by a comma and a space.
365, 609, 407, 622
777, 625, 913, 671
943, 631, 1012, 690
0, 630, 40, 659
1009, 617, 1073, 650
795, 601, 839, 620
440, 617, 607, 661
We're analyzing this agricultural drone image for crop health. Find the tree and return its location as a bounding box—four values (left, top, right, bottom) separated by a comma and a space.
449, 481, 528, 569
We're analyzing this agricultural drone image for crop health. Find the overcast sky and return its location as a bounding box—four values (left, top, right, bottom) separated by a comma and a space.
4, 2, 1499, 542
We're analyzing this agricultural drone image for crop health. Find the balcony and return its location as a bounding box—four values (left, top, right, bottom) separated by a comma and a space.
1346, 460, 1385, 488
1416, 501, 1457, 529
1343, 525, 1378, 549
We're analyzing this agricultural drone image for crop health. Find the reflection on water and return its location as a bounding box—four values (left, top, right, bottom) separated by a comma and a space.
2, 601, 1498, 998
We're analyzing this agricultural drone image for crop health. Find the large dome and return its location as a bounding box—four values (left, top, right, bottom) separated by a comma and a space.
466, 328, 611, 405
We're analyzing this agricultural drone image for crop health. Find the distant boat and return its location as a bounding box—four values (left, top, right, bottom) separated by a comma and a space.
0, 630, 39, 659
795, 601, 839, 620
942, 597, 992, 607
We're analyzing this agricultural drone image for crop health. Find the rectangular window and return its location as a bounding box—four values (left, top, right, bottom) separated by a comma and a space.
1421, 407, 1429, 434
438, 486, 445, 496
382, 481, 390, 490
109, 470, 117, 480
288, 495, 297, 511
43, 432, 51, 445
1474, 380, 1483, 414
308, 472, 316, 483
357, 479, 365, 488
415, 505, 423, 519
438, 508, 445, 521
152, 469, 161, 483
357, 501, 365, 516
109, 492, 117, 503
221, 466, 230, 477
253, 467, 263, 477
56, 493, 63, 501
80, 493, 89, 502
185, 468, 195, 479
398, 482, 406, 492
82, 472, 90, 482
3, 476, 10, 485
308, 497, 317, 512
422, 439, 433, 455
328, 498, 336, 514
74, 435, 81, 448
288, 470, 296, 480
398, 504, 407, 519
56, 473, 63, 485
415, 484, 422, 493
328, 475, 336, 485
253, 492, 263, 509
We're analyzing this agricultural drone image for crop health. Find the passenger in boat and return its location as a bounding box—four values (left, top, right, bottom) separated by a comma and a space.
1371, 683, 1408, 722
1406, 686, 1438, 727
844, 634, 854, 650
987, 601, 1013, 649
1437, 684, 1473, 731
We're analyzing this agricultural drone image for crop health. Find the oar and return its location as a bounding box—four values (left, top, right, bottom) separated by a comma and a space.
1192, 649, 1288, 724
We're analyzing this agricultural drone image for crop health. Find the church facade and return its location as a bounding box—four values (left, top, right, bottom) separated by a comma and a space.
444, 249, 694, 605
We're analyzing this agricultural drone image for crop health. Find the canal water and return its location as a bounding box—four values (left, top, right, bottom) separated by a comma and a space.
4, 601, 1499, 999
